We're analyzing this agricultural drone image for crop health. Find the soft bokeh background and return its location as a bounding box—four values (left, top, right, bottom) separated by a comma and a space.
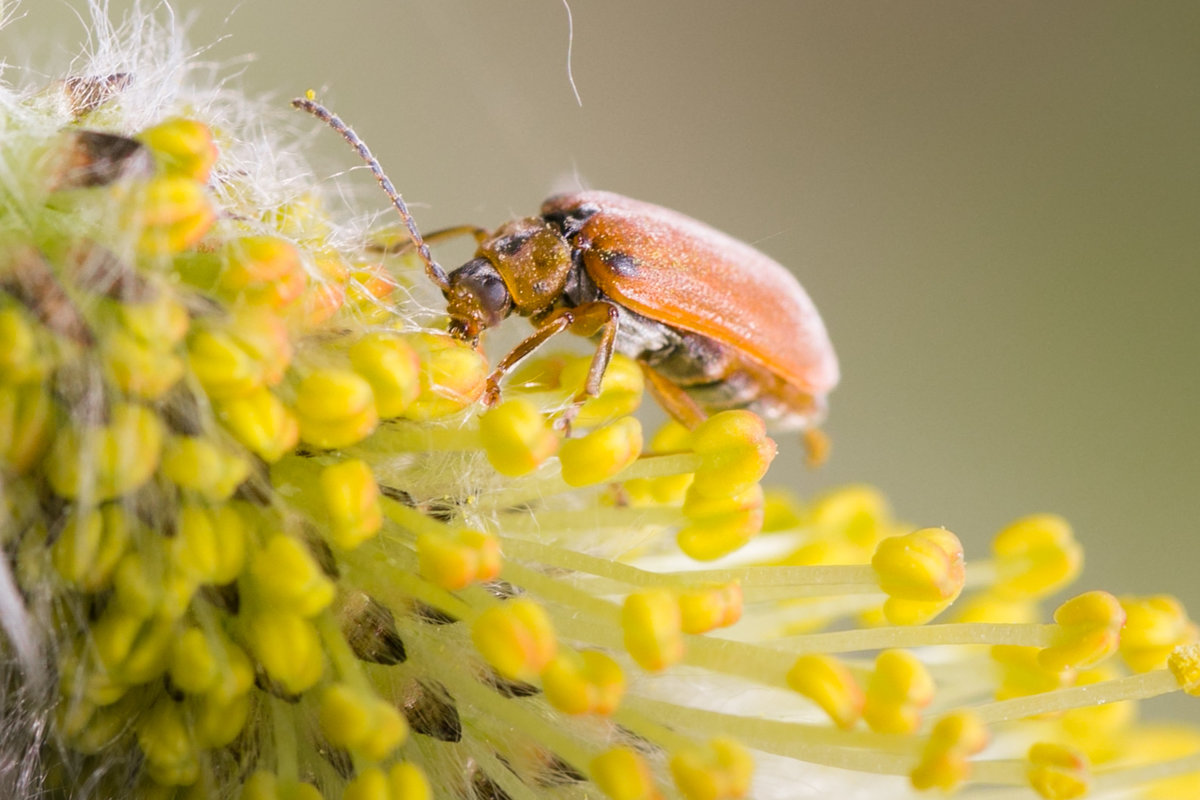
6, 3, 1198, 608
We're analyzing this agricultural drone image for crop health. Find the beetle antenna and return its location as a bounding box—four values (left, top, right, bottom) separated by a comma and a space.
292, 93, 451, 291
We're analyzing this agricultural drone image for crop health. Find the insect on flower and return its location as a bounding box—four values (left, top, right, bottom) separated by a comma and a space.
293, 96, 839, 440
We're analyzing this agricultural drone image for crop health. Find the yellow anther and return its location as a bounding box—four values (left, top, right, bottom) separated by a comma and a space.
786, 653, 864, 730
863, 649, 935, 735
137, 700, 199, 786
622, 588, 684, 672
678, 483, 764, 561
760, 488, 804, 533
171, 502, 246, 586
244, 611, 324, 694
1167, 642, 1200, 696
116, 292, 190, 345
169, 625, 246, 699
188, 309, 292, 399
0, 381, 53, 474
1119, 724, 1200, 800
952, 592, 1039, 625
688, 410, 776, 498
108, 535, 200, 622
91, 605, 169, 677
472, 597, 558, 682
479, 399, 560, 476
101, 328, 184, 399
649, 417, 693, 451
882, 593, 955, 628
349, 332, 421, 418
301, 261, 348, 327
992, 645, 1072, 702
592, 746, 661, 800
119, 616, 178, 685
559, 416, 643, 487
1120, 595, 1198, 673
187, 327, 263, 400
160, 435, 250, 502
388, 763, 431, 800
0, 305, 48, 383
670, 738, 753, 800
270, 187, 330, 238
218, 236, 307, 309
248, 535, 335, 617
59, 648, 124, 707
678, 582, 743, 634
346, 262, 400, 313
51, 504, 130, 592
318, 683, 408, 762
318, 683, 367, 748
111, 551, 162, 619
1039, 591, 1125, 672
231, 307, 294, 383
168, 627, 216, 696
417, 528, 502, 591
241, 771, 325, 800
216, 387, 299, 462
192, 690, 251, 748
909, 711, 989, 793
1058, 665, 1134, 760
320, 459, 383, 549
240, 771, 276, 800
871, 528, 965, 625
401, 332, 487, 419
121, 176, 215, 256
776, 537, 863, 569
507, 352, 570, 392
872, 528, 964, 602
624, 422, 695, 502
1027, 742, 1090, 800
60, 691, 141, 754
44, 402, 164, 501
559, 352, 645, 428
136, 117, 219, 181
992, 514, 1083, 600
294, 368, 379, 449
344, 768, 388, 800
542, 649, 626, 715
808, 484, 893, 549
209, 638, 254, 705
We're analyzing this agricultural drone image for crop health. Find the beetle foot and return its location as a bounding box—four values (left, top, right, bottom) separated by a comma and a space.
482, 379, 502, 407
554, 402, 582, 437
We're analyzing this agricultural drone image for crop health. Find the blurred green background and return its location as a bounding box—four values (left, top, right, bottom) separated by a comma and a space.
5, 2, 1198, 607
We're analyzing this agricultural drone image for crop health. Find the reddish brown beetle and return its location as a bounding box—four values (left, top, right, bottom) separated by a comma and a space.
294, 97, 838, 434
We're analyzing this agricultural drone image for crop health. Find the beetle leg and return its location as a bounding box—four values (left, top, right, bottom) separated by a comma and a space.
640, 364, 708, 430
803, 427, 831, 468
368, 224, 489, 255
573, 302, 621, 399
482, 301, 619, 412
552, 301, 621, 433
483, 312, 573, 406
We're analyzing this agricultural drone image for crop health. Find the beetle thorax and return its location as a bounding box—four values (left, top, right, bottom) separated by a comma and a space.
477, 217, 573, 317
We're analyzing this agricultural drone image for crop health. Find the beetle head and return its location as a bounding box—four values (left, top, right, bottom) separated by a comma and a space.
444, 257, 513, 343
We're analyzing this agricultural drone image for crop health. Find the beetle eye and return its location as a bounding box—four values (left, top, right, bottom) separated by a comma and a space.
446, 258, 512, 332
468, 274, 511, 324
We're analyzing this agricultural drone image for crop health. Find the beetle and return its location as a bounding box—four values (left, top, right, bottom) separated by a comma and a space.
294, 97, 838, 435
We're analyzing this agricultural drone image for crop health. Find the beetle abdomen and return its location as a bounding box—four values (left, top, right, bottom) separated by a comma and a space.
612, 306, 820, 429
